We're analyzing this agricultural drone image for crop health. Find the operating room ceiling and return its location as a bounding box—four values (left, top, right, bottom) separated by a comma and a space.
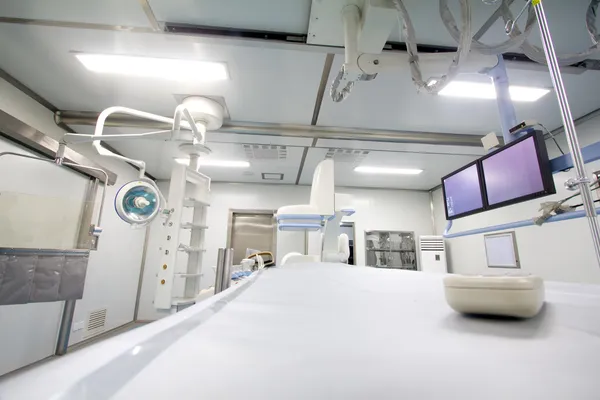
0, 0, 599, 190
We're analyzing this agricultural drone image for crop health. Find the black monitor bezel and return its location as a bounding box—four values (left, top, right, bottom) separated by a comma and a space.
479, 130, 556, 211
441, 159, 486, 220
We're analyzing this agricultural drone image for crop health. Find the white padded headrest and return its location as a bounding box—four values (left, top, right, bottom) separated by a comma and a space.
309, 159, 335, 216
338, 233, 350, 261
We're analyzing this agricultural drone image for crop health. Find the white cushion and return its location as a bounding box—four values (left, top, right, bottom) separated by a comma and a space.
277, 204, 319, 216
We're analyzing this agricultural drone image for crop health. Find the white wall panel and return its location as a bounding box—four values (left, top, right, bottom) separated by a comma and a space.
300, 147, 478, 190
149, 0, 312, 34
0, 0, 150, 27
0, 24, 325, 124
432, 114, 600, 283
0, 138, 88, 377
138, 181, 435, 320
0, 78, 147, 365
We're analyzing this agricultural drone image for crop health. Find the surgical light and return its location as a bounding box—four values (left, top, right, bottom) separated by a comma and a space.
75, 54, 229, 81
175, 158, 250, 168
438, 81, 550, 102
114, 180, 161, 226
354, 166, 423, 175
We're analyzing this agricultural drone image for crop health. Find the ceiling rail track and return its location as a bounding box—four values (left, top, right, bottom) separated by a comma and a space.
55, 110, 491, 148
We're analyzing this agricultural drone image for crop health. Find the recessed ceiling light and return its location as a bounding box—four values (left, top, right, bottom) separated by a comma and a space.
75, 54, 229, 81
354, 166, 423, 175
175, 158, 249, 168
438, 81, 550, 102
262, 173, 284, 181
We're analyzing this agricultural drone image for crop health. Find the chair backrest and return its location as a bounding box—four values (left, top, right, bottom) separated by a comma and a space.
338, 233, 350, 262
309, 159, 335, 216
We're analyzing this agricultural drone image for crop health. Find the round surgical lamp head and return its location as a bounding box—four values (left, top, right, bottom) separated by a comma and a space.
114, 180, 160, 226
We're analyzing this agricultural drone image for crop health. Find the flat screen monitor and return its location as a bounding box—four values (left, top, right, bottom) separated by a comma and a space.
442, 161, 485, 220
480, 130, 555, 209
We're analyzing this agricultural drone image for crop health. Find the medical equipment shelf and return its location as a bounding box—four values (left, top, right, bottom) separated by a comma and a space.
170, 297, 197, 306
183, 198, 210, 208
175, 273, 202, 278
180, 223, 209, 230
178, 245, 207, 253
156, 163, 210, 311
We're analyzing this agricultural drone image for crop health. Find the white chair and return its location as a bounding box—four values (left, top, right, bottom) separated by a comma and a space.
276, 159, 334, 227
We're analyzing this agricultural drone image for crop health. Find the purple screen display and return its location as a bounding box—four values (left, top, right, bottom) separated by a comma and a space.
443, 164, 483, 217
482, 136, 544, 206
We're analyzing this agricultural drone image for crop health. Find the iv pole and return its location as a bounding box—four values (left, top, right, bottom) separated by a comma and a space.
530, 0, 600, 266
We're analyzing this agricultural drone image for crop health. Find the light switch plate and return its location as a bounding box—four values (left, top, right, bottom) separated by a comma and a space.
72, 321, 84, 332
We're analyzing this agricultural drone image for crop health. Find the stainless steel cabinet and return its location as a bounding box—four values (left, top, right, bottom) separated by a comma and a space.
365, 230, 417, 270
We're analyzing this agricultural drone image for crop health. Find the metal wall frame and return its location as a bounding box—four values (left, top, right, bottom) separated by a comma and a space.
484, 231, 521, 269
226, 209, 278, 264
0, 110, 117, 185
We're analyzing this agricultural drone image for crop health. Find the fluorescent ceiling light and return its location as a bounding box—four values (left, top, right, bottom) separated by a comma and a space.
75, 54, 228, 81
354, 166, 423, 175
175, 158, 249, 168
438, 81, 550, 102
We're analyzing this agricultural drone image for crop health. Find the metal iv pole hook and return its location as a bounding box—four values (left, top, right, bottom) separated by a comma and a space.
505, 0, 533, 35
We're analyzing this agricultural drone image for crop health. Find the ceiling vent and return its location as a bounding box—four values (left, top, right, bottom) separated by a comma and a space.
84, 308, 107, 338
244, 145, 287, 160
325, 149, 369, 164
262, 173, 284, 181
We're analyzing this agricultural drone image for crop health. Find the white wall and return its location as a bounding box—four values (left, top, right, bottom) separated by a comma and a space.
0, 77, 147, 374
432, 114, 600, 284
138, 182, 434, 320
0, 138, 88, 376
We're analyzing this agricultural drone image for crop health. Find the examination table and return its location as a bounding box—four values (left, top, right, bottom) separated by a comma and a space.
1, 263, 599, 399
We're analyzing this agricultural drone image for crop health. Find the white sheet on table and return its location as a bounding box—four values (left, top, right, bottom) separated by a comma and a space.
1, 264, 600, 399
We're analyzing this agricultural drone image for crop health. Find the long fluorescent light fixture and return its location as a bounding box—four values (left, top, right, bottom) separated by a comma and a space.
175, 158, 249, 168
438, 81, 550, 102
75, 54, 229, 81
354, 166, 423, 175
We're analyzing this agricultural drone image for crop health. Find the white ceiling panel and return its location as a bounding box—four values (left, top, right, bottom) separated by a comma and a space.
112, 140, 304, 182
69, 126, 306, 182
0, 24, 325, 124
318, 54, 600, 134
386, 0, 599, 59
315, 139, 486, 156
300, 147, 479, 190
206, 132, 313, 147
149, 0, 312, 34
0, 0, 151, 27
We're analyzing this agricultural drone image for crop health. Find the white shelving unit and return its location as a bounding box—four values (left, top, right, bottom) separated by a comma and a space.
155, 164, 211, 311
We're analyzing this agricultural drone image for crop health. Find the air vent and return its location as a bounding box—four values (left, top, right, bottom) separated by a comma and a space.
243, 145, 287, 160
262, 173, 284, 181
419, 236, 445, 252
325, 148, 369, 164
84, 308, 107, 338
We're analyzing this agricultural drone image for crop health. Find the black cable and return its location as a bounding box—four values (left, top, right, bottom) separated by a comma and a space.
538, 123, 565, 155
570, 198, 600, 209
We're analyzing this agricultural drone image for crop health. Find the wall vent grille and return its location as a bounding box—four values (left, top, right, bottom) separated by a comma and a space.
419, 237, 445, 252
325, 148, 369, 163
243, 144, 287, 160
84, 308, 107, 338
